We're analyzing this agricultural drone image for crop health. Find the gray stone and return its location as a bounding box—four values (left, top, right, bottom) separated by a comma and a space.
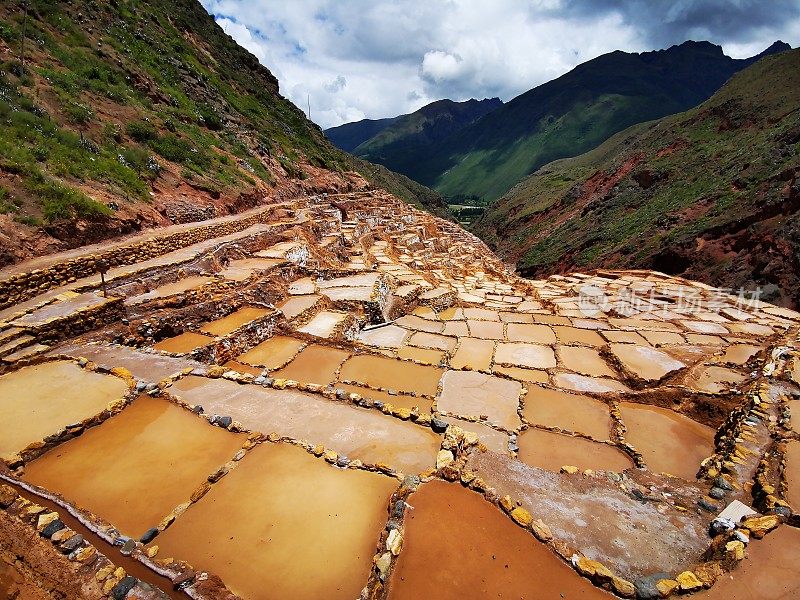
698, 499, 719, 513
41, 519, 65, 538
139, 527, 158, 544
430, 417, 449, 433
59, 534, 84, 553
191, 405, 204, 414
392, 500, 406, 518
710, 517, 736, 536
714, 476, 733, 491
111, 576, 138, 600
634, 573, 673, 599
215, 415, 232, 428
120, 539, 136, 556
709, 487, 726, 500
336, 456, 350, 467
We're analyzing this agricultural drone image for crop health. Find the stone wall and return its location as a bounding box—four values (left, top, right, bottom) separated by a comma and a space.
0, 206, 282, 310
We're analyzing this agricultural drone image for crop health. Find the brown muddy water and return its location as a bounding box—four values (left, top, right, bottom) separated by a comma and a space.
784, 441, 800, 509
387, 480, 613, 599
156, 443, 398, 600
270, 344, 350, 386
199, 307, 269, 336
152, 331, 213, 354
522, 387, 612, 441
618, 402, 715, 480
236, 335, 305, 369
517, 428, 633, 473
339, 355, 443, 396
0, 361, 128, 461
396, 345, 445, 365
23, 396, 244, 538
703, 525, 800, 599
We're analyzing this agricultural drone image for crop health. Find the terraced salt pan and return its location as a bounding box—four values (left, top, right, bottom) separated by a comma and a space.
406, 331, 457, 352
357, 324, 408, 348
493, 365, 549, 384
387, 481, 612, 600
505, 323, 556, 344
236, 335, 305, 369
618, 402, 715, 480
152, 331, 213, 354
517, 428, 632, 472
396, 345, 445, 365
450, 337, 494, 371
156, 443, 397, 600
23, 396, 244, 537
199, 306, 269, 336
609, 343, 685, 381
123, 275, 214, 305
466, 451, 709, 580
277, 294, 320, 320
494, 342, 556, 370
0, 360, 129, 460
720, 344, 761, 365
688, 365, 747, 393
556, 345, 617, 378
53, 342, 203, 381
466, 319, 504, 340
320, 286, 374, 302
11, 292, 114, 327
219, 257, 283, 281
270, 344, 350, 386
438, 370, 522, 430
287, 277, 316, 295
169, 376, 441, 473
523, 387, 612, 440
339, 355, 443, 396
297, 310, 348, 338
703, 525, 800, 599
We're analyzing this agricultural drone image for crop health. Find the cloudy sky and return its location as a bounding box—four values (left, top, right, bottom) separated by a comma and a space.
200, 1, 800, 130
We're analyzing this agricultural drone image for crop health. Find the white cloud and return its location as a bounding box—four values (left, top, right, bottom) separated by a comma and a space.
200, 1, 799, 129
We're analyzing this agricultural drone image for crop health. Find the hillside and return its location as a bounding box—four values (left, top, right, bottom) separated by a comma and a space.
406, 40, 790, 202
324, 116, 399, 153
474, 48, 800, 307
0, 0, 447, 266
342, 97, 502, 183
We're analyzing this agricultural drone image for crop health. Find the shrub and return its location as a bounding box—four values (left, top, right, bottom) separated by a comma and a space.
126, 120, 158, 142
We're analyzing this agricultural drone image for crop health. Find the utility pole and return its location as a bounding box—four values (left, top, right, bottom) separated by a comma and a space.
307, 93, 311, 120
19, 0, 28, 74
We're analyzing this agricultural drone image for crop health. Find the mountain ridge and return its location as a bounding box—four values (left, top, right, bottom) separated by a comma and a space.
332, 39, 790, 203
473, 47, 800, 307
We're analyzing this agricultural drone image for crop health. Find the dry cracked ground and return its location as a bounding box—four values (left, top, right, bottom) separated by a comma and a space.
0, 191, 799, 599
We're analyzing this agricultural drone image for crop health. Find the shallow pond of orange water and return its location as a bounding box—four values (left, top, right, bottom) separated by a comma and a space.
156, 443, 397, 600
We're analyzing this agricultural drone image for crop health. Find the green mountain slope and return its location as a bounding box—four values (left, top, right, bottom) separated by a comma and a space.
324, 116, 399, 153
0, 0, 447, 265
347, 98, 502, 181
414, 40, 790, 202
474, 48, 800, 307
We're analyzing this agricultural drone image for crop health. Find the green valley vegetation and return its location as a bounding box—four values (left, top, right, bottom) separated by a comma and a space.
473, 48, 800, 307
